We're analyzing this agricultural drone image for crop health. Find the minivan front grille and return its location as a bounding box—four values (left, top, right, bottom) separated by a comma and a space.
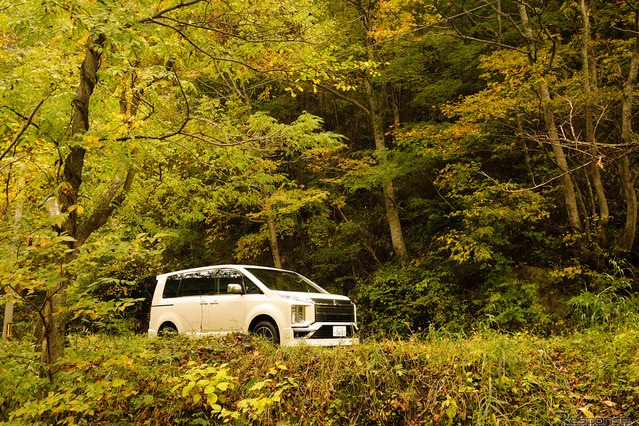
313, 299, 355, 322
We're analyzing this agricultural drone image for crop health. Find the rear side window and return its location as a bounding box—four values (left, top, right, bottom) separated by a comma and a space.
181, 276, 207, 296
161, 271, 214, 298
162, 277, 180, 298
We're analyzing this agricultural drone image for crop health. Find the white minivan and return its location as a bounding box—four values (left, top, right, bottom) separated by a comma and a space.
148, 265, 358, 346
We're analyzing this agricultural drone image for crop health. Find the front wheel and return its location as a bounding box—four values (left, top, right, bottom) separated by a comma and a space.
252, 321, 279, 344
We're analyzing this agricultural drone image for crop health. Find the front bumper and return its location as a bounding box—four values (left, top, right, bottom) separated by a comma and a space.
280, 323, 359, 346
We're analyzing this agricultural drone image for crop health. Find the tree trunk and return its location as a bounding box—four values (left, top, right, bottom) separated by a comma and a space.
539, 85, 583, 232
3, 175, 24, 339
363, 74, 409, 261
262, 188, 282, 268
618, 156, 637, 251
518, 3, 582, 232
40, 196, 64, 376
40, 35, 106, 372
617, 11, 639, 252
350, 0, 408, 261
391, 84, 401, 128
580, 0, 609, 234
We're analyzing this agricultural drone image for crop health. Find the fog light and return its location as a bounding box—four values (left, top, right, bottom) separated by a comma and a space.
291, 305, 305, 324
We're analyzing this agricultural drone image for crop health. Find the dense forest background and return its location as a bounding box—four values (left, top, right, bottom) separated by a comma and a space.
3, 1, 639, 424
3, 0, 639, 361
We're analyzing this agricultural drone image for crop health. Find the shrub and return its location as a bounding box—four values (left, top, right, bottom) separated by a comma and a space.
478, 273, 552, 332
354, 264, 468, 336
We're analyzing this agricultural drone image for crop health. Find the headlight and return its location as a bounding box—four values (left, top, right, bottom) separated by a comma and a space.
291, 305, 306, 324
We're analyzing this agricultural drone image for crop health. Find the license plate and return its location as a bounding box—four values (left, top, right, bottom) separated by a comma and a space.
333, 326, 347, 337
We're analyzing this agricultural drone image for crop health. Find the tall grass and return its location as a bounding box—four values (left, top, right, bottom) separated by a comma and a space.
1, 328, 637, 425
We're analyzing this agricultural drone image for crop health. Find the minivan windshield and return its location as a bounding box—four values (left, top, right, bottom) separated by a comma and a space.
245, 268, 326, 294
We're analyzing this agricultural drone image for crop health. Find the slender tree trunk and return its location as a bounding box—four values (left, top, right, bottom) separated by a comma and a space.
363, 74, 409, 260
580, 0, 609, 235
2, 198, 20, 338
391, 84, 401, 128
41, 35, 106, 372
518, 3, 582, 232
40, 197, 64, 376
617, 11, 639, 252
3, 172, 24, 339
350, 0, 408, 261
618, 156, 637, 251
517, 116, 536, 186
262, 188, 282, 268
539, 85, 583, 232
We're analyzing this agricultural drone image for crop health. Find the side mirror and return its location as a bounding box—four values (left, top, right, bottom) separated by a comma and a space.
227, 283, 243, 294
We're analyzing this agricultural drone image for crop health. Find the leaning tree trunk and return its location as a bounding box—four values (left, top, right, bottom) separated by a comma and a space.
539, 84, 583, 232
518, 2, 582, 233
40, 35, 106, 373
40, 32, 136, 374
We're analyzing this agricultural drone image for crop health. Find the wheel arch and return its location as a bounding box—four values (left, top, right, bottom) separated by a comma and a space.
159, 321, 178, 333
249, 314, 279, 333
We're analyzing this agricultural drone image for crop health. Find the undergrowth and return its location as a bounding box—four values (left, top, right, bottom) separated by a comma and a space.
0, 329, 637, 425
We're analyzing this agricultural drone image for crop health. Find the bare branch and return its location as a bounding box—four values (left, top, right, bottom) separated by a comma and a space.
139, 0, 205, 23
144, 19, 281, 74
152, 15, 324, 45
315, 83, 371, 116
0, 95, 49, 162
479, 159, 594, 194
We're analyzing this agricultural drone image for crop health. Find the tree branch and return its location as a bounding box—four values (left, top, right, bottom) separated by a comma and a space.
315, 83, 371, 116
75, 159, 137, 247
0, 95, 49, 162
144, 19, 280, 73
139, 0, 205, 22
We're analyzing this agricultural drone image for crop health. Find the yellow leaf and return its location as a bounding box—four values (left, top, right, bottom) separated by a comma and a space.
578, 407, 594, 418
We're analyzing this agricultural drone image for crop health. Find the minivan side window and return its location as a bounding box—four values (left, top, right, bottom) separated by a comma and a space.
243, 277, 262, 294
162, 276, 180, 298
215, 269, 243, 295
181, 276, 205, 296
208, 269, 263, 295
162, 272, 214, 298
161, 270, 264, 297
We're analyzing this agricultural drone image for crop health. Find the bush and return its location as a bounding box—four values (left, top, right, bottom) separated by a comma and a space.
354, 264, 468, 336
478, 273, 553, 332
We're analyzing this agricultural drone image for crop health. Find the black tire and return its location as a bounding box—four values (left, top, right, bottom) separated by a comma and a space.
252, 321, 279, 344
158, 324, 178, 337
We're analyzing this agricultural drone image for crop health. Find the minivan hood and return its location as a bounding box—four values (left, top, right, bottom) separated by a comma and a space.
276, 291, 351, 304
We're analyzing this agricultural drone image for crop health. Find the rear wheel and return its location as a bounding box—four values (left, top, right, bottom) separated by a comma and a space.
252, 321, 279, 344
158, 324, 178, 337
